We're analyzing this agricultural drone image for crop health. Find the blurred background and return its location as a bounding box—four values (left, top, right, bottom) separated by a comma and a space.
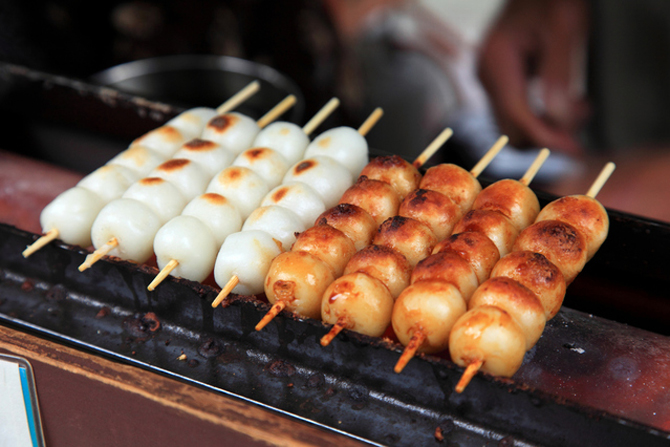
2, 0, 670, 221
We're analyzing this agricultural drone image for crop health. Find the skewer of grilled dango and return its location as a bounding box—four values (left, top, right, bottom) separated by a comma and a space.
318, 136, 507, 348
212, 108, 383, 308
145, 99, 340, 290
392, 150, 550, 373
77, 95, 296, 272
344, 128, 455, 228
416, 136, 508, 216
451, 149, 550, 258
256, 218, 359, 327
256, 128, 449, 333
451, 162, 615, 393
22, 81, 260, 258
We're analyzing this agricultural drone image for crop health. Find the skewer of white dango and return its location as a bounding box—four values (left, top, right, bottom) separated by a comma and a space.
145, 99, 340, 290
302, 107, 383, 178
252, 98, 340, 165
202, 95, 296, 157
22, 82, 260, 258
148, 193, 243, 288
77, 95, 296, 271
80, 159, 209, 270
132, 81, 260, 157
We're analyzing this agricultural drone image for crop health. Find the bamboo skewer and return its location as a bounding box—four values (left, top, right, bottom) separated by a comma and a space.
78, 238, 118, 272
519, 148, 550, 186
256, 95, 297, 129
147, 259, 179, 291
254, 301, 287, 331
393, 331, 426, 373
412, 128, 453, 168
586, 162, 616, 199
22, 229, 59, 258
357, 108, 384, 137
302, 98, 340, 135
215, 81, 261, 114
469, 135, 509, 178
211, 276, 240, 308
319, 316, 349, 346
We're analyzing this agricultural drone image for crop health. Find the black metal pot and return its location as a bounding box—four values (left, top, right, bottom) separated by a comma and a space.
90, 54, 305, 123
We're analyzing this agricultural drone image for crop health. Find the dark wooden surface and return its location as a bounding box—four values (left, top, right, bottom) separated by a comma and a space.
0, 324, 365, 447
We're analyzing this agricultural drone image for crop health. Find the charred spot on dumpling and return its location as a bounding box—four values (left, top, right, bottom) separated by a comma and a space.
184, 138, 217, 150
139, 177, 166, 186
156, 159, 190, 172
294, 160, 316, 174
208, 114, 237, 131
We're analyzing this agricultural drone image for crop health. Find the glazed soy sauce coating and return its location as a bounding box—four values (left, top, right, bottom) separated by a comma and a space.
472, 179, 540, 231
535, 195, 609, 260
321, 272, 394, 337
453, 209, 519, 258
468, 277, 546, 349
359, 155, 421, 201
398, 189, 462, 241
291, 224, 357, 277
512, 219, 588, 284
315, 203, 378, 251
373, 216, 438, 268
418, 164, 481, 214
410, 252, 479, 302
449, 305, 527, 377
339, 176, 400, 227
490, 251, 566, 319
392, 280, 467, 354
343, 244, 412, 299
265, 250, 335, 320
432, 231, 500, 284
